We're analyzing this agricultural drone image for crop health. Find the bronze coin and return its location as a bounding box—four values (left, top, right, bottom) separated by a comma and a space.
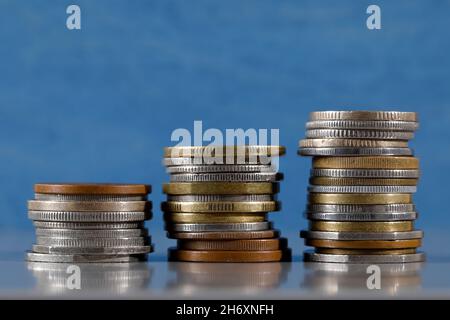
305, 239, 422, 249
316, 248, 417, 255
168, 229, 279, 240
177, 238, 287, 251
34, 183, 151, 195
168, 249, 289, 262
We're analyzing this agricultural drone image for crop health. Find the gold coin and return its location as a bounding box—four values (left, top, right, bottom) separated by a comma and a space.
308, 193, 413, 204
309, 221, 414, 232
309, 111, 417, 122
316, 248, 416, 255
164, 145, 285, 158
305, 239, 422, 249
161, 201, 279, 213
312, 156, 419, 169
164, 212, 267, 223
299, 139, 408, 148
309, 177, 418, 186
163, 182, 278, 195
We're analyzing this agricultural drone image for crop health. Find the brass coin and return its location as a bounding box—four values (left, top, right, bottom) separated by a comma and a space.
163, 182, 279, 195
309, 177, 418, 186
316, 248, 417, 255
161, 201, 279, 213
312, 156, 419, 169
168, 230, 279, 240
164, 145, 286, 158
164, 212, 267, 223
305, 239, 422, 249
300, 139, 408, 148
177, 239, 286, 251
309, 111, 418, 122
309, 221, 414, 232
169, 249, 286, 262
34, 183, 151, 195
308, 193, 413, 205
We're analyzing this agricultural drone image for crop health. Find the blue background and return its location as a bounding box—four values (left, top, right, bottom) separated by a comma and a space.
0, 0, 449, 258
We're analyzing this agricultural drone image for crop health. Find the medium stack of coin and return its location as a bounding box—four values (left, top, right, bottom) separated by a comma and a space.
26, 183, 153, 263
299, 111, 424, 263
162, 146, 290, 262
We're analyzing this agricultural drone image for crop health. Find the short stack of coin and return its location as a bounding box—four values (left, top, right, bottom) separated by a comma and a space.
299, 111, 424, 263
26, 183, 153, 263
162, 146, 290, 262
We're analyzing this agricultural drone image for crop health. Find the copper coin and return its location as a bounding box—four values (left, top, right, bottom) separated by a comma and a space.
34, 183, 151, 195
316, 248, 417, 255
177, 238, 287, 251
169, 249, 287, 262
305, 239, 422, 249
168, 229, 279, 240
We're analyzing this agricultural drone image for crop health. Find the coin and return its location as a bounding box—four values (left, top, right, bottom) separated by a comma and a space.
166, 164, 277, 174
168, 229, 279, 240
303, 251, 425, 263
163, 158, 276, 166
299, 147, 413, 156
34, 183, 151, 195
305, 211, 418, 221
310, 169, 419, 178
305, 239, 422, 249
168, 249, 286, 262
306, 129, 414, 140
300, 230, 423, 240
164, 145, 286, 158
163, 182, 279, 195
34, 194, 147, 201
164, 212, 267, 223
35, 236, 150, 247
308, 193, 413, 204
28, 200, 151, 212
299, 139, 408, 148
309, 111, 418, 122
305, 120, 419, 131
307, 203, 416, 213
315, 248, 417, 255
33, 221, 144, 229
26, 252, 147, 263
309, 177, 418, 186
167, 194, 273, 202
34, 228, 148, 238
168, 222, 271, 232
312, 156, 419, 169
32, 244, 153, 255
161, 201, 279, 213
28, 211, 150, 222
170, 172, 282, 182
309, 221, 414, 232
308, 185, 417, 193
177, 239, 285, 251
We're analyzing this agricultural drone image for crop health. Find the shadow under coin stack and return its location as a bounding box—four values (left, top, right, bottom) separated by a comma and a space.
162, 146, 290, 262
299, 111, 424, 263
26, 183, 153, 263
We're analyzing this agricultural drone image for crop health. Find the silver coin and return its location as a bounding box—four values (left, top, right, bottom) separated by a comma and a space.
35, 228, 148, 238
163, 157, 274, 166
33, 221, 145, 229
26, 251, 147, 263
167, 194, 274, 202
300, 230, 423, 240
304, 260, 423, 274
310, 169, 420, 178
305, 120, 419, 131
34, 194, 147, 201
35, 236, 150, 247
169, 222, 271, 232
306, 129, 414, 140
28, 211, 150, 222
309, 111, 418, 122
305, 211, 418, 221
299, 148, 413, 156
32, 244, 153, 255
307, 185, 417, 193
166, 164, 277, 174
170, 172, 282, 182
307, 204, 416, 213
28, 200, 151, 212
303, 251, 425, 263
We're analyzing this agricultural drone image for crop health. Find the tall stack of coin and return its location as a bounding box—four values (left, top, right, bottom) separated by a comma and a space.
162, 146, 290, 262
27, 183, 153, 263
299, 111, 424, 263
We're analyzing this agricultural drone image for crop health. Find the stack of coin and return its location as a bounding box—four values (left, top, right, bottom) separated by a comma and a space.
26, 183, 153, 263
299, 111, 424, 263
162, 146, 290, 262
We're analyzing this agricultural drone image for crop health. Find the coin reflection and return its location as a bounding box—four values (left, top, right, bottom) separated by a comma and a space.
27, 262, 151, 294
301, 262, 423, 295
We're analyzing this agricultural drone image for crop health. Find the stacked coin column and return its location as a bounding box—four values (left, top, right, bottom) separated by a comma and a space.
27, 183, 153, 263
162, 146, 290, 262
299, 111, 424, 263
